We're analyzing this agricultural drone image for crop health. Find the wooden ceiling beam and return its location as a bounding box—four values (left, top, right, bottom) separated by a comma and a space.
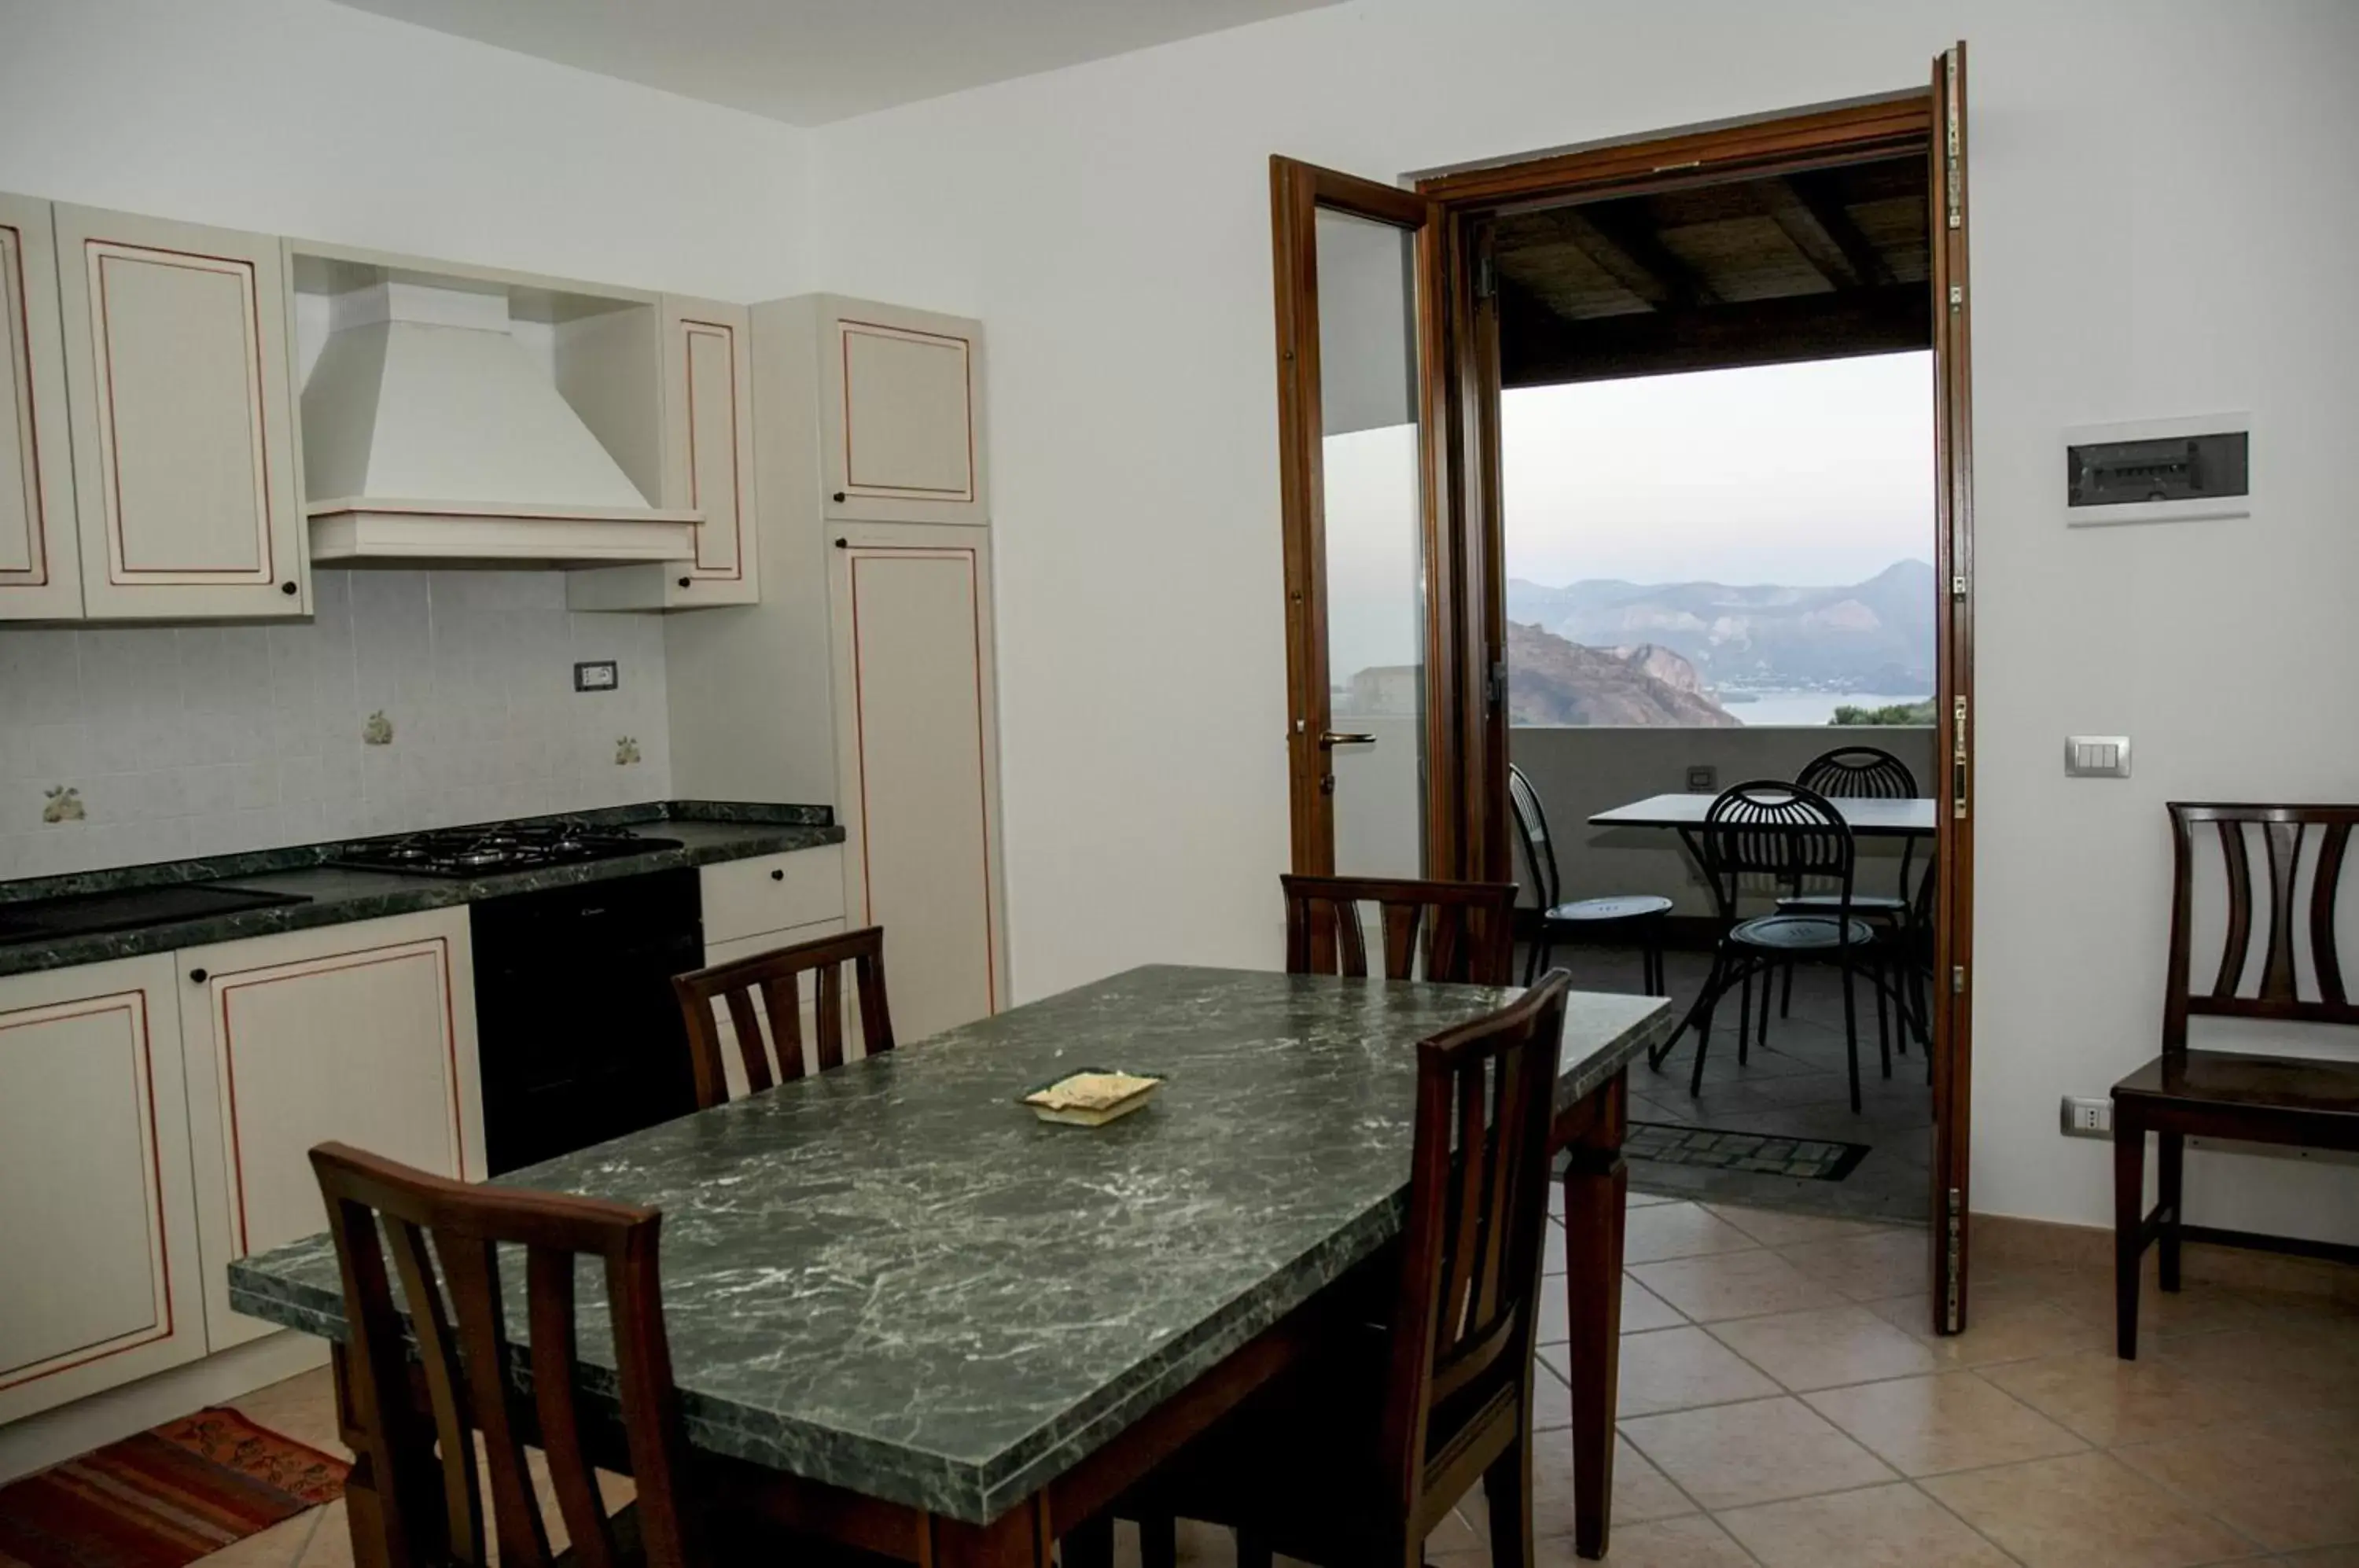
1759, 173, 1893, 291
1554, 208, 1717, 310
1501, 283, 1930, 387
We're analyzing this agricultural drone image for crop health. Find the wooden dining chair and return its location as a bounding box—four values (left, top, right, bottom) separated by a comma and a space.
311, 1140, 702, 1568
1280, 874, 1518, 986
1117, 973, 1572, 1568
2112, 803, 2359, 1358
672, 926, 894, 1110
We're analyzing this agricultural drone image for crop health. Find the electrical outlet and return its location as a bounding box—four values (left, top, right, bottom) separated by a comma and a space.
573, 661, 619, 692
2060, 1095, 2112, 1137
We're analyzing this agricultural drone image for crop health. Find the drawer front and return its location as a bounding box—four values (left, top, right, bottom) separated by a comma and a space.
701, 846, 844, 946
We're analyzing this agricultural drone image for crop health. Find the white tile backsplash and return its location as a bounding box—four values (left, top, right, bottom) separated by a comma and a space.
0, 569, 672, 881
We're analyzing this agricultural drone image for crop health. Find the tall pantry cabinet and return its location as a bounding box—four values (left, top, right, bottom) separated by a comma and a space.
664, 296, 1007, 1043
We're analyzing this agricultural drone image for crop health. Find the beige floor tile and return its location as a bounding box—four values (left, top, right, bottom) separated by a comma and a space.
1717, 1482, 2016, 1567
1621, 1275, 1688, 1334
1540, 1513, 1754, 1566
1978, 1346, 2256, 1446
296, 1500, 354, 1568
230, 1365, 351, 1461
1702, 1203, 1891, 1250
1627, 1190, 1684, 1209
1531, 1357, 1573, 1433
1804, 1371, 2087, 1476
188, 1507, 327, 1568
2011, 1265, 2262, 1342
2111, 1420, 2359, 1552
1865, 1290, 2111, 1368
1623, 1202, 1763, 1264
1544, 1325, 1779, 1417
1706, 1305, 1941, 1393
1476, 1430, 1700, 1536
1774, 1231, 1930, 1302
1628, 1246, 1847, 1323
1619, 1395, 1896, 1511
2155, 1325, 2359, 1422
2276, 1548, 2359, 1566
1922, 1450, 2258, 1568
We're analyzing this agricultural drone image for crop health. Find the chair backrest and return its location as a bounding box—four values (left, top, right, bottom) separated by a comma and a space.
672, 926, 894, 1109
1698, 780, 1856, 923
1378, 972, 1570, 1520
1797, 745, 1919, 800
311, 1143, 697, 1568
1504, 764, 1562, 911
2165, 803, 2359, 1054
1281, 874, 1517, 985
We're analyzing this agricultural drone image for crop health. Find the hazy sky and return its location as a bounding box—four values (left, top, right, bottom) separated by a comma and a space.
1502, 351, 1934, 588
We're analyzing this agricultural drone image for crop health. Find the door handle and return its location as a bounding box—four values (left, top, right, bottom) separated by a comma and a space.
1318, 731, 1378, 748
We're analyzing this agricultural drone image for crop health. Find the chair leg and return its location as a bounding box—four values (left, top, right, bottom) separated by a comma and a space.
1875, 958, 1893, 1079
1690, 952, 1736, 1097
1737, 967, 1754, 1066
1839, 961, 1862, 1113
1484, 1433, 1535, 1568
1753, 965, 1771, 1056
2158, 1132, 2184, 1294
1779, 959, 1794, 1018
1643, 923, 1665, 997
2114, 1110, 2147, 1360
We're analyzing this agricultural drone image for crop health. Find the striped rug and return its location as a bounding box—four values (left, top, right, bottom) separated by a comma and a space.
0, 1407, 348, 1568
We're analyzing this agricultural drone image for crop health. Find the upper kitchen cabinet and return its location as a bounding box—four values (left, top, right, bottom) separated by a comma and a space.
568, 296, 759, 610
0, 194, 81, 621
53, 204, 307, 620
821, 298, 987, 526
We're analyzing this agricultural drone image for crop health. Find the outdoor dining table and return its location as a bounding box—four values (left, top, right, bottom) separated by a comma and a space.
1588, 792, 1938, 1063
230, 964, 1673, 1566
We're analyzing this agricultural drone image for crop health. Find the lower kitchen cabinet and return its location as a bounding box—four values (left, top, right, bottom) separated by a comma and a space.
0, 955, 204, 1426
178, 908, 482, 1351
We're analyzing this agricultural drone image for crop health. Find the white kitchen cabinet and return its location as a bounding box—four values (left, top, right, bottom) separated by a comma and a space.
568, 296, 758, 611
820, 299, 986, 527
0, 955, 204, 1426
699, 845, 844, 947
829, 523, 1007, 1041
53, 204, 306, 620
178, 908, 480, 1351
0, 193, 81, 620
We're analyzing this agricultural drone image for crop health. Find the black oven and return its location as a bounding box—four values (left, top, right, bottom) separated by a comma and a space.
470, 869, 704, 1174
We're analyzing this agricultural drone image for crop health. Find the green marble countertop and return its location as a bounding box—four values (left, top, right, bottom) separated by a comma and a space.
229, 965, 1670, 1523
0, 802, 840, 979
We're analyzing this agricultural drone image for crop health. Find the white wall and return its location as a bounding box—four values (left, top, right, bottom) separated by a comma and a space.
804, 0, 2359, 1242
0, 0, 814, 878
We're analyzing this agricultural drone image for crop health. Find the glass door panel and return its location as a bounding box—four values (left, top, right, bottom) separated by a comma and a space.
1316, 208, 1428, 879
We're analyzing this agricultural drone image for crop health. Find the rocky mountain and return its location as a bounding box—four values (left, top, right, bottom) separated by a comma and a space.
1505, 559, 1935, 692
1505, 622, 1737, 727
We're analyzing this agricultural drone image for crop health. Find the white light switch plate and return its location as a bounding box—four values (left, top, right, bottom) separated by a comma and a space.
2065, 736, 2131, 778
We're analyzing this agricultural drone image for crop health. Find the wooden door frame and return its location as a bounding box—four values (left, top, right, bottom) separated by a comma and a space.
1403, 72, 1978, 1331
1269, 159, 1469, 879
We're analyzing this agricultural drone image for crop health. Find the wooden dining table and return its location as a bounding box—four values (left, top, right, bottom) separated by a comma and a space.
229, 965, 1672, 1565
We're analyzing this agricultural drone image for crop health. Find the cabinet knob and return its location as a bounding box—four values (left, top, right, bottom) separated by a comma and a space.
677, 576, 693, 588
279, 581, 299, 596
188, 967, 208, 984
832, 491, 846, 503
770, 869, 785, 882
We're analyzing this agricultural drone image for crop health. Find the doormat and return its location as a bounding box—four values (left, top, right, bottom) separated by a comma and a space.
1628, 1121, 1871, 1181
0, 1406, 348, 1568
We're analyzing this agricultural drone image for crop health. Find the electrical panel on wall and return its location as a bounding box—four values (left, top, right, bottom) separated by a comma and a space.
2063, 414, 2251, 527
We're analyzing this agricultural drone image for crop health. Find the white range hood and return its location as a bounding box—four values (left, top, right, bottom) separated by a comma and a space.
300, 281, 699, 566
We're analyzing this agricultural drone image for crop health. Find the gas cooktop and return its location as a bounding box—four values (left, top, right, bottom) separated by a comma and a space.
328, 820, 682, 879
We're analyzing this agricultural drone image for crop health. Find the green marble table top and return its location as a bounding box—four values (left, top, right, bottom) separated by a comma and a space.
230, 964, 1669, 1523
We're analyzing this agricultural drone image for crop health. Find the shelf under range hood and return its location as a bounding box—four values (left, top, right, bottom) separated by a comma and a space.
299, 278, 699, 567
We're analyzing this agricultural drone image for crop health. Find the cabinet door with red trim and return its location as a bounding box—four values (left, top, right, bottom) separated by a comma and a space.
53, 204, 305, 620
829, 522, 1007, 1041
820, 297, 987, 527
178, 907, 480, 1351
0, 954, 203, 1425
0, 193, 83, 621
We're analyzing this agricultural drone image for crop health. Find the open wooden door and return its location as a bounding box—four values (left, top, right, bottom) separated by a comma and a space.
1270, 159, 1473, 882
1929, 40, 1978, 1333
